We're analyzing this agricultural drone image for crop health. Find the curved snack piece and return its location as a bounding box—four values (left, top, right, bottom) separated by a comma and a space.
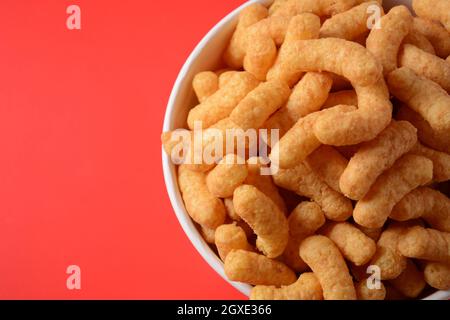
282, 202, 326, 272
215, 224, 253, 261
233, 185, 289, 258
355, 280, 386, 300
399, 44, 450, 92
272, 0, 375, 18
320, 1, 383, 40
424, 262, 450, 290
267, 14, 321, 87
339, 121, 418, 200
224, 4, 268, 69
410, 143, 450, 183
305, 146, 348, 193
321, 90, 358, 109
388, 67, 450, 141
178, 165, 226, 229
230, 80, 291, 130
193, 71, 219, 103
370, 224, 410, 280
224, 250, 296, 286
264, 72, 332, 140
313, 79, 393, 146
398, 226, 450, 264
269, 0, 290, 15
412, 17, 450, 58
243, 34, 277, 81
321, 222, 377, 266
206, 154, 248, 198
357, 226, 383, 242
413, 0, 450, 32
250, 273, 323, 300
245, 157, 287, 214
366, 5, 413, 75
403, 32, 436, 55
270, 105, 356, 169
397, 105, 450, 154
273, 162, 353, 222
353, 154, 433, 229
187, 72, 259, 129
391, 188, 450, 233
389, 259, 426, 298
299, 235, 357, 300
200, 225, 216, 244
267, 38, 382, 87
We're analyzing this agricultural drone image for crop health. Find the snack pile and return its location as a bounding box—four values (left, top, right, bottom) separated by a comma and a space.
162, 0, 450, 300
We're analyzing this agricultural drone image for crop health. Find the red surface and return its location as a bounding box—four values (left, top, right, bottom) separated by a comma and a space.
0, 0, 247, 299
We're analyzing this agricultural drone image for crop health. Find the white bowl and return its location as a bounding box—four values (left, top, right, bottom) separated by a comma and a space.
162, 0, 450, 300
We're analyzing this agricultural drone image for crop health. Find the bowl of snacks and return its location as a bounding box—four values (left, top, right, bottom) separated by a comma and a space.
162, 0, 450, 300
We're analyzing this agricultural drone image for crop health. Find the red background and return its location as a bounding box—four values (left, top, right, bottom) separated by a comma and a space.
0, 0, 247, 299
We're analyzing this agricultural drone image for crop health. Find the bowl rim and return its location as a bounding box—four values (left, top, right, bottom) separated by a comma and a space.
162, 0, 450, 300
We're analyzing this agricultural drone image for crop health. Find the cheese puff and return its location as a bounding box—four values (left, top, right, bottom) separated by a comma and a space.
355, 280, 386, 300
224, 250, 296, 286
206, 154, 248, 198
320, 1, 384, 40
366, 6, 413, 75
245, 157, 287, 214
250, 273, 323, 300
268, 38, 383, 87
243, 35, 277, 81
409, 143, 450, 182
224, 4, 268, 69
272, 0, 377, 18
340, 121, 418, 201
233, 185, 289, 258
413, 0, 450, 33
218, 71, 238, 88
322, 90, 357, 109
397, 105, 450, 154
161, 130, 215, 173
282, 202, 326, 272
353, 155, 433, 228
230, 80, 290, 131
403, 32, 436, 55
424, 262, 450, 290
412, 17, 450, 58
273, 162, 353, 221
389, 260, 426, 298
321, 222, 377, 266
388, 67, 450, 135
264, 72, 333, 140
357, 226, 383, 242
268, 0, 290, 15
267, 14, 321, 87
370, 247, 408, 280
390, 188, 450, 233
178, 165, 226, 229
192, 71, 219, 103
313, 78, 393, 146
398, 226, 450, 263
215, 224, 254, 261
270, 105, 356, 169
300, 235, 357, 300
399, 44, 450, 92
200, 225, 216, 244
305, 146, 348, 194
187, 72, 259, 129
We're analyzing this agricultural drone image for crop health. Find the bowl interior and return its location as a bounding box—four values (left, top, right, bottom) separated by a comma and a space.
162, 0, 449, 300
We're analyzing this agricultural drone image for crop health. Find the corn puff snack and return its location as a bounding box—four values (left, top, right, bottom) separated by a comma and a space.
250, 273, 323, 300
413, 0, 450, 32
354, 155, 433, 228
424, 262, 450, 290
193, 71, 219, 103
300, 235, 357, 300
412, 17, 450, 58
215, 224, 254, 261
